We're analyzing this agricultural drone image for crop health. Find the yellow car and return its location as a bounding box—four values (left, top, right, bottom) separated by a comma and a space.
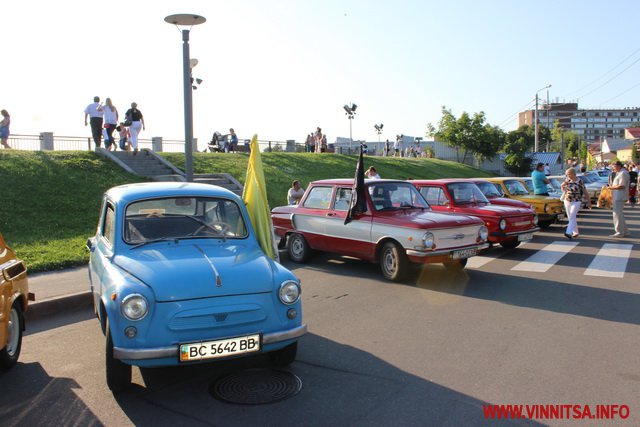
0, 233, 30, 370
486, 177, 564, 229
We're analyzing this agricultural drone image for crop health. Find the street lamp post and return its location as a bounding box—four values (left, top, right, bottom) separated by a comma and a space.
164, 14, 206, 182
534, 84, 551, 153
343, 103, 357, 153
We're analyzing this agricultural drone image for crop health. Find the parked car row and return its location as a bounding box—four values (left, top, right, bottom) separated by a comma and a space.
272, 177, 548, 283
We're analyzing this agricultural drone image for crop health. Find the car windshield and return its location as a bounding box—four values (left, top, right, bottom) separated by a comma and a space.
522, 179, 534, 193
503, 180, 530, 196
548, 177, 563, 190
579, 174, 596, 183
368, 182, 431, 211
124, 197, 247, 245
446, 183, 489, 204
476, 182, 502, 198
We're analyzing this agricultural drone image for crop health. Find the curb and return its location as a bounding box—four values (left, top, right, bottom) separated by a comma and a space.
25, 291, 93, 322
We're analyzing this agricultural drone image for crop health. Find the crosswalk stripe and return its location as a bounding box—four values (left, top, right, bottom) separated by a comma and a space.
511, 241, 579, 273
466, 255, 498, 269
584, 244, 633, 278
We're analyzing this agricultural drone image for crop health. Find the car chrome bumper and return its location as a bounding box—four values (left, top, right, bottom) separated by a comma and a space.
490, 227, 540, 238
406, 242, 490, 258
114, 324, 308, 361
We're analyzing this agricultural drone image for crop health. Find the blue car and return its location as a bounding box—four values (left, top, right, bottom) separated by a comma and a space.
87, 182, 306, 392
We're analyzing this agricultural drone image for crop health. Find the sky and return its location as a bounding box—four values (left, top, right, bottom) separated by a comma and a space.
3, 0, 640, 150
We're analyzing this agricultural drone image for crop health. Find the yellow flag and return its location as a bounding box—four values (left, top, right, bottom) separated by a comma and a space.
243, 135, 279, 261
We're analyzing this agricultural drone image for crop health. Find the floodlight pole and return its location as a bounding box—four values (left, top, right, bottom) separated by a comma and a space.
182, 29, 194, 182
165, 14, 206, 182
349, 115, 353, 152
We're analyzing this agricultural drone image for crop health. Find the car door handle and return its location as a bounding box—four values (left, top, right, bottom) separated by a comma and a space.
326, 212, 336, 217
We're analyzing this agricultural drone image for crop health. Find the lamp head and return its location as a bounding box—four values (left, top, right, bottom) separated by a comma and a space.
351, 103, 357, 112
343, 105, 351, 114
190, 58, 199, 69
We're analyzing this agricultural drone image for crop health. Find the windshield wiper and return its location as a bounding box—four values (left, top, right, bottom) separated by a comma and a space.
130, 237, 180, 250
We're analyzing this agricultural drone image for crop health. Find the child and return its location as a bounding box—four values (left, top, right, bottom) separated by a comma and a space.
116, 124, 131, 151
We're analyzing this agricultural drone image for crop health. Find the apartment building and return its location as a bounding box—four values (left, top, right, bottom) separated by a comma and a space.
519, 103, 640, 144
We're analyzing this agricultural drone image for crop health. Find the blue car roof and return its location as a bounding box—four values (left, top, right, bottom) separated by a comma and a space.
105, 182, 240, 204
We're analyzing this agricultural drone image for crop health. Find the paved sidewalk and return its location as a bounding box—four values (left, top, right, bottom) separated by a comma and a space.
26, 266, 92, 321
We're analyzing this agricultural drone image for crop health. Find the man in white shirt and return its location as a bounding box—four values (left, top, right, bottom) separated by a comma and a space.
287, 180, 305, 205
609, 161, 630, 237
84, 96, 103, 148
544, 163, 551, 176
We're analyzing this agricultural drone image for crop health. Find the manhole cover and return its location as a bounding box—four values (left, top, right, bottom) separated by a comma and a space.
210, 368, 302, 405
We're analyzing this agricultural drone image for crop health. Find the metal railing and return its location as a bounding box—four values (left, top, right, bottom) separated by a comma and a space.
2, 133, 325, 154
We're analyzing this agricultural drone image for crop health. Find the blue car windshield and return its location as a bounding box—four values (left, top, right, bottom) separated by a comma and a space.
124, 197, 247, 244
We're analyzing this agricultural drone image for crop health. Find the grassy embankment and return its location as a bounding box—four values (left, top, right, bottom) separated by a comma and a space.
1, 151, 492, 272
163, 152, 493, 209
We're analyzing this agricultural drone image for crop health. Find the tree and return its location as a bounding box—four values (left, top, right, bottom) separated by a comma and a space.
632, 142, 639, 164
503, 126, 534, 176
578, 141, 588, 166
427, 107, 504, 163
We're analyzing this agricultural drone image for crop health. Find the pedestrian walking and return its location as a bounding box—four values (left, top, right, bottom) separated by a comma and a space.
102, 98, 119, 151
560, 168, 590, 239
314, 127, 323, 153
544, 163, 551, 176
116, 124, 131, 151
84, 96, 103, 148
384, 139, 390, 156
609, 160, 630, 237
393, 136, 400, 157
0, 110, 11, 149
628, 167, 638, 208
124, 102, 145, 155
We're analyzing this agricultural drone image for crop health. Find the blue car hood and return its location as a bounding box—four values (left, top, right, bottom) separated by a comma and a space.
114, 241, 275, 302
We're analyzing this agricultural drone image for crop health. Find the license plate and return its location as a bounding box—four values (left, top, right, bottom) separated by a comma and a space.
452, 248, 477, 260
180, 334, 261, 362
518, 232, 534, 242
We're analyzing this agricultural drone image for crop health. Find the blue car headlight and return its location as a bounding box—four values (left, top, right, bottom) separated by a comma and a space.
121, 294, 149, 321
279, 280, 301, 305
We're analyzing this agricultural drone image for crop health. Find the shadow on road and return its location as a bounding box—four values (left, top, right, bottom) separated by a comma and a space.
412, 268, 640, 326
0, 362, 103, 426
109, 333, 541, 426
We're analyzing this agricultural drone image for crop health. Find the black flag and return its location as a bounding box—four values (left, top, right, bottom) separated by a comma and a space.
345, 145, 367, 224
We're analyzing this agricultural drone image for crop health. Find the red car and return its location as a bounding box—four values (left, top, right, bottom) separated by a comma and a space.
271, 179, 489, 281
467, 179, 534, 210
411, 180, 539, 249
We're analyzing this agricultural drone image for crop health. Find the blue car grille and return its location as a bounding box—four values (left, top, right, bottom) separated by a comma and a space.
168, 304, 267, 331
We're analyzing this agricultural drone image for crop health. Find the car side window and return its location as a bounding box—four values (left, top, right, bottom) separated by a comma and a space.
420, 187, 446, 206
333, 188, 352, 211
102, 204, 115, 245
303, 186, 333, 210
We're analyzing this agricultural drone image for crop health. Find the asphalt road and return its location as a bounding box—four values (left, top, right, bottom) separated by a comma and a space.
3, 208, 639, 426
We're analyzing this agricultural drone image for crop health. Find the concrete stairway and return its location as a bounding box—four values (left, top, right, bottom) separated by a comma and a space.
96, 148, 244, 196
110, 150, 178, 178
193, 174, 244, 196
